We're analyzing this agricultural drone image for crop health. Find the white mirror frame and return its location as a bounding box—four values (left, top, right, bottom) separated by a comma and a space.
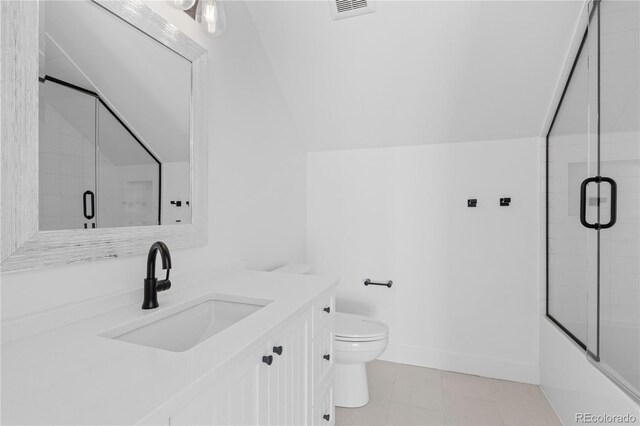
1, 0, 208, 273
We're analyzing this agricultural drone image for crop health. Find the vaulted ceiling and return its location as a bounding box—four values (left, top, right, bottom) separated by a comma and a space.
246, 1, 584, 151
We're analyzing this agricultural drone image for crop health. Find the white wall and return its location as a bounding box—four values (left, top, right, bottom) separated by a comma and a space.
1, 0, 306, 320
307, 137, 541, 383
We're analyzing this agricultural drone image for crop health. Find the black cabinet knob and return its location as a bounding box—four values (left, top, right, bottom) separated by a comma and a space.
323, 306, 331, 313
323, 354, 330, 361
273, 346, 283, 356
323, 414, 331, 422
262, 355, 273, 366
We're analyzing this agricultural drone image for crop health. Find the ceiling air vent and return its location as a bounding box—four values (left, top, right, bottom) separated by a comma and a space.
329, 0, 375, 20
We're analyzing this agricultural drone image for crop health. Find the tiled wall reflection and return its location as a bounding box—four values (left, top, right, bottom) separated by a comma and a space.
39, 84, 96, 231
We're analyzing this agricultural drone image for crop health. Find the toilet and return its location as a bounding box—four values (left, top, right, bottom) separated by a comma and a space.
272, 264, 390, 408
334, 312, 389, 407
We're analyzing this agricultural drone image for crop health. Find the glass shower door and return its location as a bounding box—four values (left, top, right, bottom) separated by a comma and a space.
39, 80, 97, 230
546, 3, 599, 351
586, 0, 640, 399
547, 0, 639, 403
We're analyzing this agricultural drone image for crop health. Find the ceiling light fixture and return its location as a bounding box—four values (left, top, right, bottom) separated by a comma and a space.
167, 0, 197, 11
196, 0, 226, 37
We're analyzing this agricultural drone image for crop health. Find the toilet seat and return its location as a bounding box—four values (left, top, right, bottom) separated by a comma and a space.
335, 312, 388, 342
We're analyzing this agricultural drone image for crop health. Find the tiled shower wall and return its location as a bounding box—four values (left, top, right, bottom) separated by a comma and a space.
97, 158, 160, 228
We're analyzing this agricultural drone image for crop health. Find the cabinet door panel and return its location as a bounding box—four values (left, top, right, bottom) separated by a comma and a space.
290, 328, 306, 424
211, 394, 228, 426
226, 359, 261, 425
267, 311, 310, 426
170, 387, 215, 425
170, 348, 264, 426
312, 384, 334, 426
312, 323, 334, 400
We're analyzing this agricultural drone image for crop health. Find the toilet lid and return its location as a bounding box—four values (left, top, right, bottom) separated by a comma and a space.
335, 312, 388, 341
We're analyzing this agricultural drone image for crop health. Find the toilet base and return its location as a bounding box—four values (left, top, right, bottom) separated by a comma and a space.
334, 362, 369, 408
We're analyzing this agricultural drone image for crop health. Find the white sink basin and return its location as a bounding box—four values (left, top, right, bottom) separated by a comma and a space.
102, 294, 271, 352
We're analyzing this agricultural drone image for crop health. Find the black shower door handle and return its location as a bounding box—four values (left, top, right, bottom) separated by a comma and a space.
83, 190, 95, 220
580, 177, 598, 229
579, 176, 617, 230
599, 177, 617, 229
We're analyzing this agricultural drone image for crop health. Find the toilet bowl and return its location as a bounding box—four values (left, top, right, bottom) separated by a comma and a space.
271, 264, 390, 408
334, 312, 389, 408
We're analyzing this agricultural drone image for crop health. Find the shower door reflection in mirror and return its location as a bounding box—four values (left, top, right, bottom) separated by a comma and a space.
38, 0, 192, 230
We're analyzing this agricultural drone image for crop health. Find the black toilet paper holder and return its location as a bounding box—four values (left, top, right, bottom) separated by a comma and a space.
364, 279, 393, 288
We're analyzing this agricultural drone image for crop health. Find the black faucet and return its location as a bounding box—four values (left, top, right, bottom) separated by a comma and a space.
142, 241, 172, 309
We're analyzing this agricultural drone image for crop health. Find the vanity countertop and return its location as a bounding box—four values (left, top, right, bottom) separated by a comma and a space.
1, 270, 337, 425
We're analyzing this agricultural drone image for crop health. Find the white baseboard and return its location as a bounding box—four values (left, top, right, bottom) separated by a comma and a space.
378, 343, 540, 385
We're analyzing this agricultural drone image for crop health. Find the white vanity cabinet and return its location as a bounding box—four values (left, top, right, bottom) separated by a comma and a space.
262, 309, 311, 425
168, 289, 335, 426
311, 290, 335, 426
170, 346, 265, 425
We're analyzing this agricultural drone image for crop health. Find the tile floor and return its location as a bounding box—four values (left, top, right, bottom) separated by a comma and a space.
335, 361, 561, 426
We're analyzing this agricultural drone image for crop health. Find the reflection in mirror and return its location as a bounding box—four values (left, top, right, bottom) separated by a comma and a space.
38, 0, 192, 230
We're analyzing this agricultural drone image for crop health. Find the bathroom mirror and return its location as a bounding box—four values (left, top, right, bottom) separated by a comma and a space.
39, 1, 191, 229
1, 0, 208, 272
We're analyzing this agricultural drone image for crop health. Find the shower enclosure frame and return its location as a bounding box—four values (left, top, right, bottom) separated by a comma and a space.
545, 29, 592, 356
545, 0, 639, 404
39, 75, 163, 227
